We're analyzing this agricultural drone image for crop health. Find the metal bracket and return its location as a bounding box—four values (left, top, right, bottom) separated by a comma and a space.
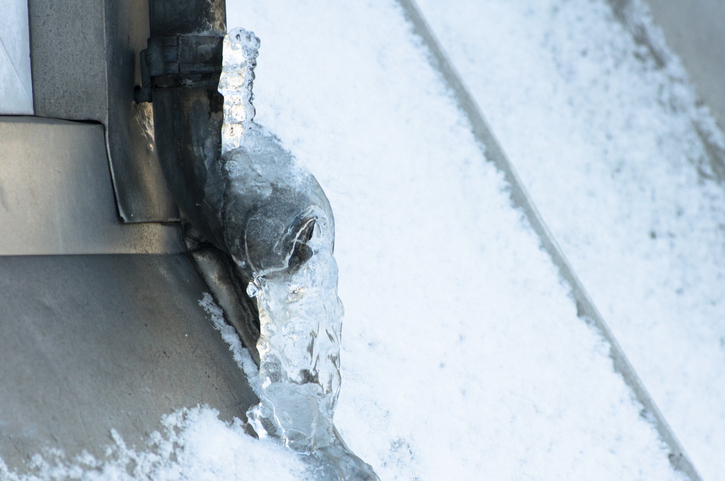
136, 35, 223, 102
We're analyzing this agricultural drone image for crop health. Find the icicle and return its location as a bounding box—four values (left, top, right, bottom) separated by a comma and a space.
219, 28, 260, 152
218, 28, 379, 480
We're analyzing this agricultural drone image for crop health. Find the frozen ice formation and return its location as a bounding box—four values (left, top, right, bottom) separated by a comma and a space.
218, 28, 379, 480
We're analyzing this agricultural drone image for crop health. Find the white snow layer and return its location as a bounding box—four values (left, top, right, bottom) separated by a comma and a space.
223, 0, 679, 479
0, 0, 33, 114
0, 406, 310, 481
414, 0, 725, 479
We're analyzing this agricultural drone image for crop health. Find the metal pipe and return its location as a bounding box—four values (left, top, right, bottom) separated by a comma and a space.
141, 0, 265, 359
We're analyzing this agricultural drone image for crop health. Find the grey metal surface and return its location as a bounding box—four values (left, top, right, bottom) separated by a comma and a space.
190, 244, 261, 364
151, 87, 225, 249
644, 0, 725, 132
105, 0, 180, 222
397, 1, 702, 480
0, 116, 184, 255
28, 0, 106, 122
149, 0, 226, 37
0, 253, 258, 473
28, 0, 179, 222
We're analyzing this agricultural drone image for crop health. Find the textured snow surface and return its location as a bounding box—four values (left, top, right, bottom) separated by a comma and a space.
224, 1, 679, 479
415, 0, 725, 479
0, 406, 310, 481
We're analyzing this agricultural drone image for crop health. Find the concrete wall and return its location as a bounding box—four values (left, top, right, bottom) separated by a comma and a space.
645, 0, 725, 131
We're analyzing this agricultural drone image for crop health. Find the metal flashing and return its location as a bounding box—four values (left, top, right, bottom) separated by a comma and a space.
27, 0, 179, 222
0, 116, 184, 255
0, 253, 258, 472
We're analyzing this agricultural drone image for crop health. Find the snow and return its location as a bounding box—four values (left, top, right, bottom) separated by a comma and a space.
413, 0, 725, 479
3, 0, 721, 479
224, 0, 681, 479
200, 293, 261, 394
0, 407, 310, 481
0, 0, 33, 114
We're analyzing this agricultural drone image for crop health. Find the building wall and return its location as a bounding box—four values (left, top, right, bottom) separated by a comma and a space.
645, 0, 725, 131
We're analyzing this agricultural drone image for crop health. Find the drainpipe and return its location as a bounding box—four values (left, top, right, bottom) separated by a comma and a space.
136, 6, 381, 478
137, 0, 262, 361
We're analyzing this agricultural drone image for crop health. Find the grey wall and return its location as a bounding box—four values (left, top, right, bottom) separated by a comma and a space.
645, 0, 725, 132
28, 0, 107, 121
28, 0, 179, 223
0, 254, 258, 473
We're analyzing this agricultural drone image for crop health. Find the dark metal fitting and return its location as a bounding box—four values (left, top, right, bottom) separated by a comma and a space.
135, 35, 224, 103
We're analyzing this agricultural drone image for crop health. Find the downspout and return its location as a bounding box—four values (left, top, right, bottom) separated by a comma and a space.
137, 3, 379, 479
137, 0, 262, 362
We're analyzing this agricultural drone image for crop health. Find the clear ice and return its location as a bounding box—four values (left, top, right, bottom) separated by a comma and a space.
218, 28, 379, 480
